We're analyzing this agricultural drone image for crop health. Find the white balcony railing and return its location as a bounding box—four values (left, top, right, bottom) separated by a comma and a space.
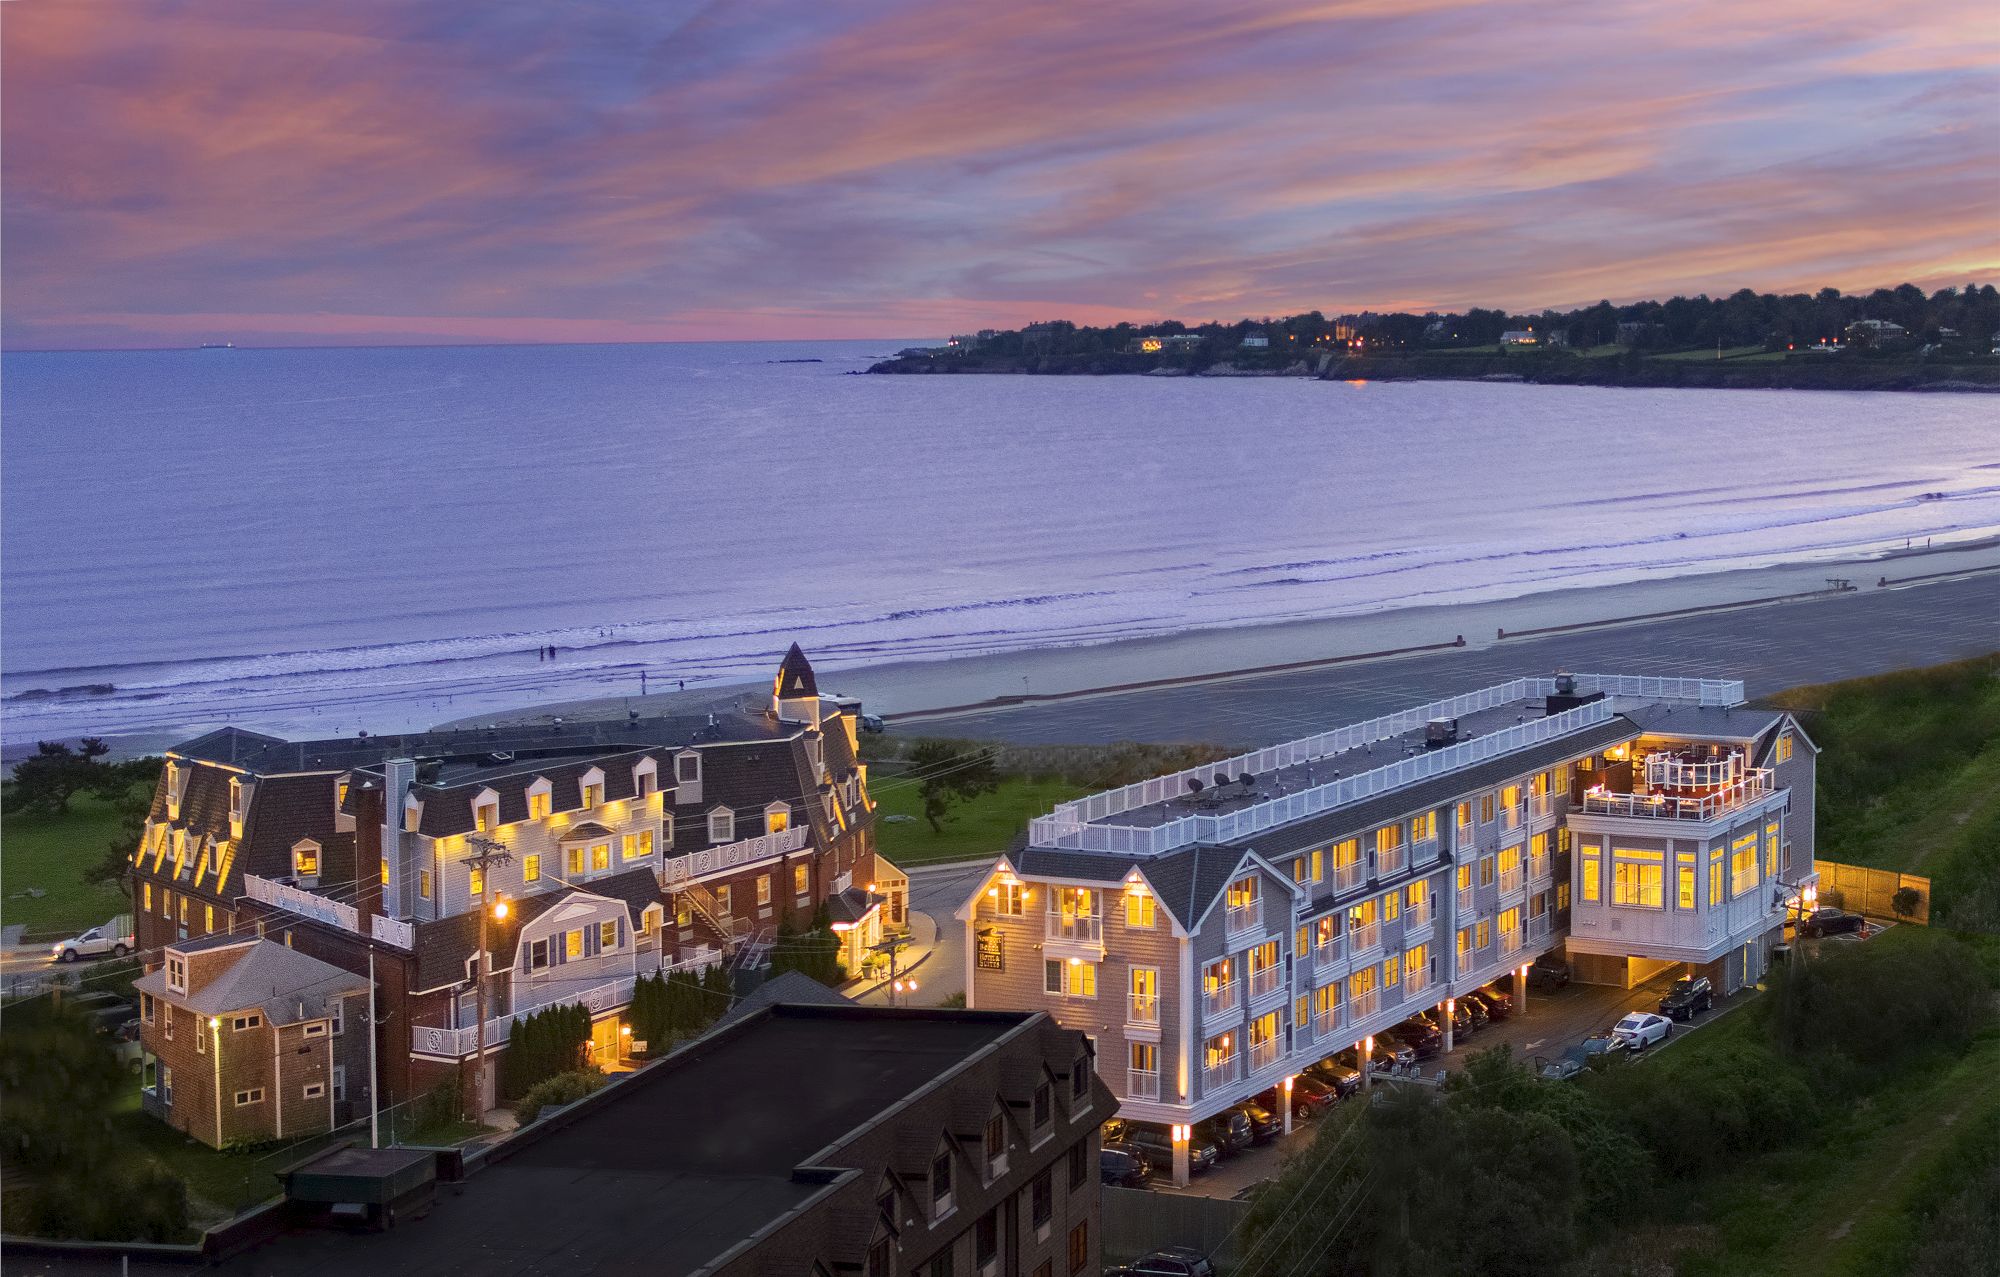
1500, 803, 1525, 832
1529, 793, 1556, 822
1644, 753, 1743, 790
1047, 912, 1103, 945
1250, 1036, 1280, 1073
1404, 968, 1431, 997
1205, 983, 1239, 1017
1225, 899, 1263, 936
1349, 988, 1380, 1021
1529, 854, 1552, 883
1499, 866, 1524, 897
1315, 939, 1343, 970
1579, 771, 1775, 823
1248, 964, 1282, 1001
1333, 862, 1366, 893
1127, 1069, 1161, 1101
1129, 994, 1159, 1026
1500, 929, 1523, 959
662, 824, 809, 885
1457, 887, 1475, 917
1348, 922, 1381, 958
1204, 1056, 1241, 1090
411, 973, 635, 1058
1455, 819, 1476, 846
1375, 847, 1407, 879
1411, 835, 1442, 867
1528, 912, 1552, 941
1405, 898, 1433, 929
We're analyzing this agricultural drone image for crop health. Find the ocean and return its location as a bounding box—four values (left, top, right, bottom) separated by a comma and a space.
4, 341, 1997, 748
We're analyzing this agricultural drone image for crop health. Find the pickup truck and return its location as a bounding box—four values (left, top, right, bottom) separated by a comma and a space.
52, 914, 135, 963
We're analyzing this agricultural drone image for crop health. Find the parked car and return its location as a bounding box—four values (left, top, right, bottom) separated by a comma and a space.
1311, 1054, 1364, 1098
1658, 975, 1714, 1020
1578, 1032, 1624, 1059
1799, 907, 1866, 939
1101, 1144, 1152, 1187
1536, 1051, 1587, 1081
1473, 985, 1513, 1020
1528, 955, 1572, 991
1284, 1074, 1339, 1118
1196, 1110, 1255, 1159
1105, 1247, 1218, 1277
1612, 1012, 1672, 1051
1447, 999, 1480, 1038
858, 713, 886, 734
110, 1017, 144, 1070
1391, 1019, 1442, 1059
68, 990, 136, 1034
51, 915, 134, 963
1122, 1123, 1220, 1174
1369, 1034, 1417, 1070
1230, 1100, 1282, 1144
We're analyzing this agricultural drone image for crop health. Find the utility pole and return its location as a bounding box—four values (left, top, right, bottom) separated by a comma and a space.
872, 933, 914, 1006
466, 835, 514, 1122
368, 948, 380, 1149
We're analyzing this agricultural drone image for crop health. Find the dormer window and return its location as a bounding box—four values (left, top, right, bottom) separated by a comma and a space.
527, 778, 552, 820
165, 763, 182, 820
634, 757, 658, 799
765, 802, 791, 835
676, 752, 701, 783
709, 808, 736, 844
292, 840, 321, 880
166, 953, 187, 994
227, 778, 245, 837
473, 799, 497, 833
983, 1111, 1008, 1178
580, 768, 605, 809
931, 1146, 955, 1219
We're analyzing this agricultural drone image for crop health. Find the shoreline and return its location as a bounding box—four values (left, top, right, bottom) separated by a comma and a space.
443, 536, 2000, 733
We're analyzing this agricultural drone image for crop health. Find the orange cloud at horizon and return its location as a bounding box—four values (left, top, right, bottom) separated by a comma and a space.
4, 0, 1997, 348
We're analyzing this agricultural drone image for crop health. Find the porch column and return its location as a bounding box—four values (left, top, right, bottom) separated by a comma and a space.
1441, 999, 1454, 1053
1171, 1125, 1191, 1188
1281, 1076, 1295, 1135
1360, 1036, 1373, 1091
1513, 965, 1528, 1013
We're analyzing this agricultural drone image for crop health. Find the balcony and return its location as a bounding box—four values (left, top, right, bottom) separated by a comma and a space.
412, 973, 634, 1058
1128, 994, 1159, 1026
1500, 929, 1523, 960
1375, 846, 1408, 879
1349, 988, 1380, 1021
1455, 819, 1475, 847
1250, 1036, 1280, 1074
1404, 897, 1434, 930
1225, 899, 1263, 937
1127, 1069, 1161, 1101
1529, 793, 1556, 822
661, 824, 810, 886
1404, 967, 1430, 998
1248, 964, 1282, 1002
1314, 938, 1343, 970
1204, 1056, 1241, 1090
1499, 866, 1524, 898
1205, 982, 1239, 1018
1578, 771, 1774, 823
1348, 922, 1381, 958
1046, 913, 1103, 945
1528, 912, 1552, 942
1333, 862, 1366, 893
1500, 803, 1525, 832
1529, 853, 1552, 883
1411, 835, 1441, 868
1457, 886, 1475, 917
1644, 753, 1743, 790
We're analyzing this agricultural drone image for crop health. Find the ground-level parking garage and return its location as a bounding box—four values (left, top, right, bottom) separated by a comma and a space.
1142, 965, 1741, 1200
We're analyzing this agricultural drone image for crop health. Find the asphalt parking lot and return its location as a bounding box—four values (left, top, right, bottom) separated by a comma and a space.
1149, 968, 1741, 1200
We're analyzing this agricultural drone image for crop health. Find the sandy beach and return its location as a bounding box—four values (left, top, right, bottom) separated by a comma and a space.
445, 536, 2000, 731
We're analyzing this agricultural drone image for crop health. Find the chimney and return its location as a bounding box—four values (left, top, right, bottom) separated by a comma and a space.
354, 779, 385, 925
381, 758, 417, 920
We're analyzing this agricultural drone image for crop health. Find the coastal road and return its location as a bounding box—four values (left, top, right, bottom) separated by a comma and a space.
898, 569, 1999, 745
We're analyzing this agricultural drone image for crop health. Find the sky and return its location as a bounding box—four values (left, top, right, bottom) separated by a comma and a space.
5, 0, 1998, 348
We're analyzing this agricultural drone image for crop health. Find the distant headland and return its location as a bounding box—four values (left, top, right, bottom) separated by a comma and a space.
869, 284, 2000, 391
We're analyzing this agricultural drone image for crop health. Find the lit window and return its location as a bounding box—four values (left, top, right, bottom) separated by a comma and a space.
756, 875, 772, 906
528, 790, 551, 820
766, 804, 790, 834
565, 929, 583, 959
582, 783, 603, 808
1043, 959, 1097, 997
167, 955, 187, 993
638, 829, 654, 857
1475, 919, 1490, 949
794, 863, 810, 897
1731, 834, 1759, 897
567, 847, 584, 876
622, 834, 638, 860
1766, 822, 1781, 875
591, 843, 610, 872
523, 854, 540, 883
1612, 850, 1664, 908
1677, 853, 1697, 909
600, 920, 617, 949
419, 870, 432, 899
293, 843, 320, 878
1776, 732, 1794, 764
380, 858, 390, 886
470, 867, 485, 896
1123, 892, 1156, 929
1582, 844, 1602, 903
473, 801, 496, 833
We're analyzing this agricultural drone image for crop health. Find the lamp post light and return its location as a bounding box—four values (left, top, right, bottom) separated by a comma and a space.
466, 836, 515, 1122
209, 1017, 224, 1147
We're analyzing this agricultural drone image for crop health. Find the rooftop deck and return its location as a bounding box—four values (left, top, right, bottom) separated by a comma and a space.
1028, 674, 1743, 858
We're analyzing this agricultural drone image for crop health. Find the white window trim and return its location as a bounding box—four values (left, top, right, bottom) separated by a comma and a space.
633, 757, 658, 797
708, 807, 736, 844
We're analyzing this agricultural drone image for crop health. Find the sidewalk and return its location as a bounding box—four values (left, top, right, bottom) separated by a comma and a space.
846, 911, 943, 1005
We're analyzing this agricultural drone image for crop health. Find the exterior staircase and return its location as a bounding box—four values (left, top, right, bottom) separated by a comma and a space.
675, 881, 739, 952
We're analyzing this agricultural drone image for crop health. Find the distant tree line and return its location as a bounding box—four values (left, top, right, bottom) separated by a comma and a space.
917, 282, 2000, 367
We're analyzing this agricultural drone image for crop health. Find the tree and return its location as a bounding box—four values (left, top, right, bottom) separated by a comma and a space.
1892, 885, 1922, 921
769, 913, 845, 986
907, 738, 998, 833
5, 739, 110, 816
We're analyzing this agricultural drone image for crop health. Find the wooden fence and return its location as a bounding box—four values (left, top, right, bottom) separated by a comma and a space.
1814, 859, 1930, 924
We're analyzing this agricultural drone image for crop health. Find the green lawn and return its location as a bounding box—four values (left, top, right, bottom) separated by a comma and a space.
2, 793, 130, 937
873, 775, 1087, 866
1649, 344, 1767, 361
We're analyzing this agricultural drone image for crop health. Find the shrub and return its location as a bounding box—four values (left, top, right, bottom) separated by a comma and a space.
1768, 928, 1992, 1084
514, 1068, 606, 1125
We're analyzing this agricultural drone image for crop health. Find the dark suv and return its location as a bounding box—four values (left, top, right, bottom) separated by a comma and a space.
1121, 1123, 1220, 1174
1311, 1054, 1363, 1097
1197, 1110, 1255, 1159
1658, 974, 1714, 1020
1799, 907, 1866, 939
1529, 955, 1572, 991
1230, 1100, 1282, 1144
1101, 1143, 1151, 1187
1392, 1019, 1443, 1059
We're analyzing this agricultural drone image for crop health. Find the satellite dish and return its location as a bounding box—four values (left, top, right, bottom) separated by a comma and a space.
1187, 777, 1205, 793
1238, 773, 1255, 789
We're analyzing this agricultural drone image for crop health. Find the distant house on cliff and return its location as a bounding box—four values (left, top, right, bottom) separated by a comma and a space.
1500, 329, 1539, 346
1240, 330, 1270, 348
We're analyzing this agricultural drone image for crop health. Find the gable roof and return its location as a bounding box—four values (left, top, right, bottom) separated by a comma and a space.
135, 939, 368, 1025
776, 643, 819, 698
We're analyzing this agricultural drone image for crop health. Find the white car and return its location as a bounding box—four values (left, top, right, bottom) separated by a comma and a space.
52, 915, 134, 963
1611, 1012, 1672, 1051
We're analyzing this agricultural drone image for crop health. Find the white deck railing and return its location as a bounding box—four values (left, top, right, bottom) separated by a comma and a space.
410, 973, 635, 1058
1579, 771, 1775, 823
1644, 754, 1744, 789
662, 825, 809, 886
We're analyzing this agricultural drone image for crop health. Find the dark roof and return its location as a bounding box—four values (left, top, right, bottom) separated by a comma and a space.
1218, 715, 1641, 856
776, 643, 818, 698
202, 1005, 1042, 1277
1011, 843, 1253, 931
715, 971, 855, 1027
582, 868, 667, 925
1620, 703, 1784, 742
824, 886, 882, 925
135, 939, 367, 1024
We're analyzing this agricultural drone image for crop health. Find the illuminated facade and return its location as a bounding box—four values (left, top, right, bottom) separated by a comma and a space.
958, 674, 1816, 1182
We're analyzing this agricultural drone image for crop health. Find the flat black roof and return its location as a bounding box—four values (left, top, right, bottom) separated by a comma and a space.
200, 1005, 1033, 1277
